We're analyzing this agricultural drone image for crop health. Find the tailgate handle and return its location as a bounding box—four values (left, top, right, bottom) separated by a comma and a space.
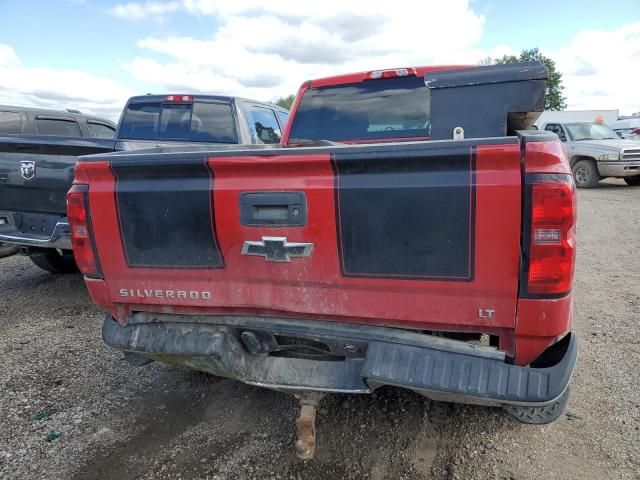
240, 192, 306, 227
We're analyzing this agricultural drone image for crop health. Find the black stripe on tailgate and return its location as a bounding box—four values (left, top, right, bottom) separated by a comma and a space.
111, 159, 224, 269
332, 144, 476, 281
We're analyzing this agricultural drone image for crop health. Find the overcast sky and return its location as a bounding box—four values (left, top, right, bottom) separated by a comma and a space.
1, 0, 639, 121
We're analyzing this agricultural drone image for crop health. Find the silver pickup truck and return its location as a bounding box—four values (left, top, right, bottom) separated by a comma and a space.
541, 121, 640, 187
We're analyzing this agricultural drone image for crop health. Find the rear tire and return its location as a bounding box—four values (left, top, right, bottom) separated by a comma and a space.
623, 176, 640, 186
0, 242, 19, 258
503, 387, 570, 424
572, 159, 600, 188
29, 249, 79, 274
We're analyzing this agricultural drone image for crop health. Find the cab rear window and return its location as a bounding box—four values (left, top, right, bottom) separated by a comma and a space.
288, 76, 430, 143
118, 101, 237, 143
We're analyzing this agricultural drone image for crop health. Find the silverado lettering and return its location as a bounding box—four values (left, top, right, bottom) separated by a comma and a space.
118, 288, 212, 300
71, 62, 578, 460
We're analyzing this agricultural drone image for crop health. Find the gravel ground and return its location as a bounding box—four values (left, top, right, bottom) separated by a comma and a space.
0, 178, 638, 480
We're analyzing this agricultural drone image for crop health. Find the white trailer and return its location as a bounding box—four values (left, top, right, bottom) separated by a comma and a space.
533, 110, 619, 129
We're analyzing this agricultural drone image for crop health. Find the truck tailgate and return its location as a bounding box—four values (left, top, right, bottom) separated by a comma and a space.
0, 136, 116, 214
84, 138, 522, 331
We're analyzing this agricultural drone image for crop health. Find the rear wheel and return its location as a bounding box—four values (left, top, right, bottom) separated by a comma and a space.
29, 249, 78, 274
572, 160, 600, 188
623, 176, 640, 186
0, 242, 19, 258
503, 387, 570, 424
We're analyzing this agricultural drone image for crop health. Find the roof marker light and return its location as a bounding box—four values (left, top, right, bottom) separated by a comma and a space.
365, 68, 417, 81
163, 95, 193, 102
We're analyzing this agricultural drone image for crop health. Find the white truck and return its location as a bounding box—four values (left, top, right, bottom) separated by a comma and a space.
539, 120, 640, 187
533, 110, 619, 129
610, 117, 640, 140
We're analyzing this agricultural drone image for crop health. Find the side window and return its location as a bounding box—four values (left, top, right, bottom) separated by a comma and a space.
87, 122, 116, 139
277, 110, 289, 129
246, 106, 281, 144
545, 123, 566, 141
0, 111, 22, 134
35, 118, 82, 136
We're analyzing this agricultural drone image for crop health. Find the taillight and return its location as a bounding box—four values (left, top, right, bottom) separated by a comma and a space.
522, 174, 576, 297
67, 185, 101, 277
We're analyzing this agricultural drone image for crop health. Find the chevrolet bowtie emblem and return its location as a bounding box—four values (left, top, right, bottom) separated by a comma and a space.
241, 236, 313, 262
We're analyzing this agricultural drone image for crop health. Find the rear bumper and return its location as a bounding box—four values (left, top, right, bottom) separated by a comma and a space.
103, 313, 577, 407
0, 212, 71, 250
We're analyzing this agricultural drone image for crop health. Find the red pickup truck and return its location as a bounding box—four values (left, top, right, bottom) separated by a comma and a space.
70, 63, 577, 459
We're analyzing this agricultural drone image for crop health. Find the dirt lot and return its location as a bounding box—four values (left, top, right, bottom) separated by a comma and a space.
0, 179, 638, 480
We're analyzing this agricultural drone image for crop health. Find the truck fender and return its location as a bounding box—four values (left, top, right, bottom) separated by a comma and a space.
569, 155, 595, 168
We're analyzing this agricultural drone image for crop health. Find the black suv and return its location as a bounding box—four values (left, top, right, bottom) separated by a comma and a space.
0, 105, 116, 138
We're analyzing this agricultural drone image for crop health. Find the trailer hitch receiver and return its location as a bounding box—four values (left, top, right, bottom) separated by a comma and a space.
294, 392, 323, 460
